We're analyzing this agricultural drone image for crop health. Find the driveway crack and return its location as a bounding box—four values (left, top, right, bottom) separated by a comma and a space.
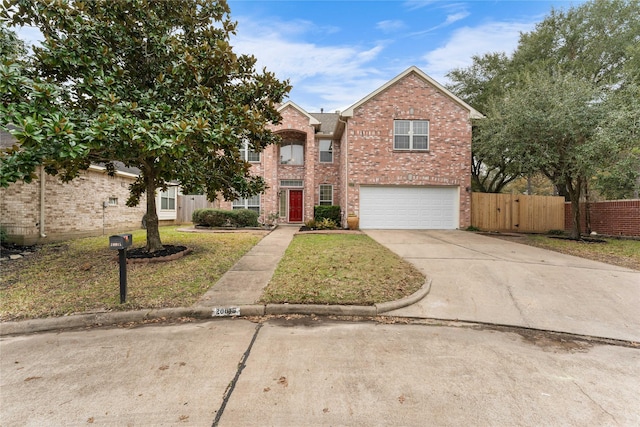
573, 380, 618, 424
212, 323, 263, 427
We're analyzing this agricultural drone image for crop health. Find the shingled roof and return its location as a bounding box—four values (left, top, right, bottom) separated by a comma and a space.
309, 112, 340, 136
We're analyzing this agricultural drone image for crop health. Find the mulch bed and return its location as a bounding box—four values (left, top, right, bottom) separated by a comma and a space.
122, 245, 192, 264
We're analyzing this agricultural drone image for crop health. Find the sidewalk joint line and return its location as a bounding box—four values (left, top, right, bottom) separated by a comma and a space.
212, 322, 263, 427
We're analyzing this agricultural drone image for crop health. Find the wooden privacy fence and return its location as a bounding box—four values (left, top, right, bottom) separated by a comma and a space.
471, 193, 565, 233
177, 195, 217, 223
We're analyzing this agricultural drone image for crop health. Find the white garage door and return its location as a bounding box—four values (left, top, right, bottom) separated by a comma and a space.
359, 186, 459, 229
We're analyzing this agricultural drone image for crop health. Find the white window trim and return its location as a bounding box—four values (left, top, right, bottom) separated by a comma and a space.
159, 187, 177, 211
233, 195, 261, 212
393, 120, 429, 151
319, 184, 333, 206
319, 139, 333, 163
280, 141, 305, 165
240, 140, 260, 163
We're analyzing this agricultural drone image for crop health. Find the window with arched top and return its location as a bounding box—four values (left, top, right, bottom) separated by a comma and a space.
280, 142, 304, 165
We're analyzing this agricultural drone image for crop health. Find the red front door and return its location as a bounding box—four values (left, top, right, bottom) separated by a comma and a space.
289, 190, 303, 222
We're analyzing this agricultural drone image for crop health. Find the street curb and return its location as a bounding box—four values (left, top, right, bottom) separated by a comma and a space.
0, 278, 432, 337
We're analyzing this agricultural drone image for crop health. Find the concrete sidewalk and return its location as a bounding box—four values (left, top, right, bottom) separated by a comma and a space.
194, 225, 298, 308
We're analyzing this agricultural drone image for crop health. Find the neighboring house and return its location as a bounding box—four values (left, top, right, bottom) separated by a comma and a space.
0, 130, 180, 245
220, 66, 483, 229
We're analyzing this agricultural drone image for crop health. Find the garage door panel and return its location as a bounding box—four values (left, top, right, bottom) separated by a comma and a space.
360, 186, 458, 229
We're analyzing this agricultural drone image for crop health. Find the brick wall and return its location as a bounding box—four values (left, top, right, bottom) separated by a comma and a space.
345, 72, 472, 228
219, 104, 342, 225
1, 167, 146, 245
565, 200, 640, 237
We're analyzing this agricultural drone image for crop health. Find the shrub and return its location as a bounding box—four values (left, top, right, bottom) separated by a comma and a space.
316, 218, 338, 230
314, 205, 341, 224
304, 219, 317, 229
0, 227, 7, 244
234, 209, 259, 227
193, 209, 258, 228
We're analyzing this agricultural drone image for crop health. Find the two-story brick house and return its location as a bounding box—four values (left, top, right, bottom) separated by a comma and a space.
220, 66, 483, 229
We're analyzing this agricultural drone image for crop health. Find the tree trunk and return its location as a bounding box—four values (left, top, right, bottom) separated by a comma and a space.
584, 178, 592, 235
145, 174, 164, 253
567, 177, 582, 240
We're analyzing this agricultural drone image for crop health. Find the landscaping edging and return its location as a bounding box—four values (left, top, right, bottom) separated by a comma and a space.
0, 278, 432, 336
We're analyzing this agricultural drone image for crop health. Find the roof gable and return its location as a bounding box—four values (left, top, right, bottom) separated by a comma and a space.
341, 66, 483, 119
278, 101, 320, 126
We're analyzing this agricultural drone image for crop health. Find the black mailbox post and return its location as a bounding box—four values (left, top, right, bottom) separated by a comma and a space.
109, 234, 132, 303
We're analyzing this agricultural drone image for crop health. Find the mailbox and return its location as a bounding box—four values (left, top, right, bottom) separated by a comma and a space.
109, 234, 132, 303
109, 234, 132, 250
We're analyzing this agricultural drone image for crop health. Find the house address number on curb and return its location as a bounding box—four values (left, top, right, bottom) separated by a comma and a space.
212, 307, 241, 317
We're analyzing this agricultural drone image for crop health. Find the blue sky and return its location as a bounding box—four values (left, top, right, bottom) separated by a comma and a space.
15, 0, 587, 112
227, 0, 587, 111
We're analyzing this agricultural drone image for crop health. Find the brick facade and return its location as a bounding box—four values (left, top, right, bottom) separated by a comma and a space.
221, 67, 478, 228
219, 104, 342, 224
3, 67, 476, 239
1, 167, 147, 245
343, 72, 473, 228
565, 200, 640, 237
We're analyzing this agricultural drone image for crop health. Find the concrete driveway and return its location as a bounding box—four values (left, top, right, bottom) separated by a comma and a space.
365, 230, 640, 342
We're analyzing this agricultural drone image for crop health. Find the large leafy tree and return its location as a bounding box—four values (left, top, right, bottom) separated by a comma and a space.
1, 0, 290, 251
447, 0, 639, 238
447, 53, 521, 193
479, 71, 607, 239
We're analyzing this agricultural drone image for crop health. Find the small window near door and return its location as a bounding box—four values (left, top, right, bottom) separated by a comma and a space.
319, 139, 333, 163
319, 185, 333, 206
160, 187, 176, 210
279, 190, 287, 218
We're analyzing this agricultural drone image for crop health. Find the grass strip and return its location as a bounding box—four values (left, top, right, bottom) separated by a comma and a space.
261, 234, 425, 305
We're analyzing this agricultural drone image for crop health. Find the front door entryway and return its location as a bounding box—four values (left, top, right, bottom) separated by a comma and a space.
289, 189, 303, 222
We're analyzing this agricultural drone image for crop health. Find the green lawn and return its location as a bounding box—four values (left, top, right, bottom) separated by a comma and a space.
523, 235, 640, 271
260, 233, 425, 305
0, 227, 264, 321
2, 229, 427, 321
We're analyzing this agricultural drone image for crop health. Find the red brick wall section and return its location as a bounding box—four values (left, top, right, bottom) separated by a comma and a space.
345, 72, 473, 228
565, 200, 640, 237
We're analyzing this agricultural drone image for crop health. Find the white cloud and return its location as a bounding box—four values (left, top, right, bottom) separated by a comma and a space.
421, 21, 535, 84
231, 16, 389, 111
376, 20, 406, 33
402, 1, 437, 11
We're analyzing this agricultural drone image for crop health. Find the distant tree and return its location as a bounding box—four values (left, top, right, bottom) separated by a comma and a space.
511, 0, 639, 232
447, 53, 522, 193
0, 0, 290, 252
593, 82, 640, 199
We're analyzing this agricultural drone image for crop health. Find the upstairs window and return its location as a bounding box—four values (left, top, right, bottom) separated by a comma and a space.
240, 140, 260, 163
319, 139, 333, 163
394, 120, 429, 151
280, 142, 304, 165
